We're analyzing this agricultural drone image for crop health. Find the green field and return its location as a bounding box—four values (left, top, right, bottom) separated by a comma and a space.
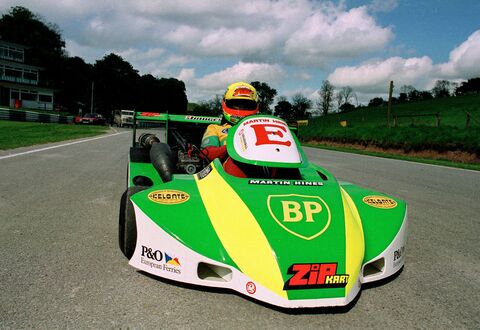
0, 121, 108, 150
300, 94, 480, 155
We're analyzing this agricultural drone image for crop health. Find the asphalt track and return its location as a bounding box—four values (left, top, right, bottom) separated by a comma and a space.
1, 128, 479, 329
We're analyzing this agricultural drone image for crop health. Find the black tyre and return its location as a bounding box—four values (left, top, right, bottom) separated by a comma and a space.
118, 190, 127, 255
119, 186, 148, 259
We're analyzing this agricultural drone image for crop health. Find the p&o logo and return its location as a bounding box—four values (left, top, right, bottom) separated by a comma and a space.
267, 194, 331, 240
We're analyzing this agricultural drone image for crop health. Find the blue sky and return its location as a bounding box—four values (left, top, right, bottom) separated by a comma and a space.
1, 0, 479, 105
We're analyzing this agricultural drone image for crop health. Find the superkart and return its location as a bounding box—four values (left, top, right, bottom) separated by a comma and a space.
119, 112, 407, 309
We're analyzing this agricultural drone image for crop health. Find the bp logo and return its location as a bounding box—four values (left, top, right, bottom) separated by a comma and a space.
267, 194, 331, 240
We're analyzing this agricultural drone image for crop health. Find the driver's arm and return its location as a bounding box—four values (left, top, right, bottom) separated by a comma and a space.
201, 124, 228, 161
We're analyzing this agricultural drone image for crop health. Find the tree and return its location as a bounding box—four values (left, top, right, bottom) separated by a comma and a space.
368, 97, 385, 107
336, 86, 356, 110
93, 53, 140, 115
250, 81, 277, 114
398, 93, 408, 103
432, 80, 451, 98
136, 74, 188, 114
191, 95, 222, 116
455, 78, 480, 95
55, 56, 93, 114
291, 93, 312, 119
419, 91, 433, 100
339, 102, 355, 112
407, 89, 420, 101
157, 77, 188, 114
318, 80, 334, 116
192, 95, 222, 116
0, 6, 66, 86
274, 98, 293, 121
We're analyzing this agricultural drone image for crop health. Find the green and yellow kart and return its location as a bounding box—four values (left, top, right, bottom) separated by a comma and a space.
119, 113, 407, 308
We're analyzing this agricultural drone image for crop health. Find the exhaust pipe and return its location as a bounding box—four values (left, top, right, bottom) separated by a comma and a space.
138, 133, 173, 183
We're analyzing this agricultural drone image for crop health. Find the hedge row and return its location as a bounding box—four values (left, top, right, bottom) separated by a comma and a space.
299, 126, 480, 155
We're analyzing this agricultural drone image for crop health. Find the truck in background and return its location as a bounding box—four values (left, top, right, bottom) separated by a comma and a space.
113, 109, 134, 128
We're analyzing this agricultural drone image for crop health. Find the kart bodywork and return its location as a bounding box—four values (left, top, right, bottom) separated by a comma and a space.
119, 113, 407, 308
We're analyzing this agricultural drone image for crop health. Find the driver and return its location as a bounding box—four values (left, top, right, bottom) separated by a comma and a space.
201, 82, 259, 162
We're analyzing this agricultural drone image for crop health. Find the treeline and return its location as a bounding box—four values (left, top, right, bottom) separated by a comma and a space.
0, 6, 187, 117
366, 78, 480, 108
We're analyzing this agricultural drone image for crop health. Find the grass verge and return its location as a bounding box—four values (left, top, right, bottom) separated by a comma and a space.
303, 142, 480, 171
0, 121, 109, 150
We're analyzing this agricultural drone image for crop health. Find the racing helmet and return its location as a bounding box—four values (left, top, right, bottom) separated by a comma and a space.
222, 82, 259, 124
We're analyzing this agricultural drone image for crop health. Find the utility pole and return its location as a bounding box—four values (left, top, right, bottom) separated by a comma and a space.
90, 81, 94, 113
387, 81, 394, 128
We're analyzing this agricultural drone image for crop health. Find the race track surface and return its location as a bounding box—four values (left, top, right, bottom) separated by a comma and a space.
1, 129, 479, 329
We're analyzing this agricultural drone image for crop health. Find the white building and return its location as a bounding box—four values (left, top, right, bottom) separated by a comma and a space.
0, 40, 55, 110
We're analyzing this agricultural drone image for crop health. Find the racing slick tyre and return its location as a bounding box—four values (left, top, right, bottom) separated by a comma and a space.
119, 186, 148, 259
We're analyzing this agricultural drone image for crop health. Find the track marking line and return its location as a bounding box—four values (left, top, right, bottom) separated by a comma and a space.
0, 132, 129, 160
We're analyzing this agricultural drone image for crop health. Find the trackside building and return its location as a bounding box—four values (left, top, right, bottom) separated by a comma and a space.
0, 39, 54, 110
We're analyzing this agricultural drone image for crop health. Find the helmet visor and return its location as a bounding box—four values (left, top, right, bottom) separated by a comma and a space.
225, 98, 258, 111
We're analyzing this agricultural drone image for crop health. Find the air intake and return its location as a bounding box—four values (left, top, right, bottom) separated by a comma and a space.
198, 262, 232, 282
363, 258, 385, 278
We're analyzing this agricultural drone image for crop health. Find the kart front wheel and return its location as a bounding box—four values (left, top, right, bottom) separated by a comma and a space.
119, 186, 147, 259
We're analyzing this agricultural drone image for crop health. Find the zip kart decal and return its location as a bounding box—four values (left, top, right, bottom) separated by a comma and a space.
284, 263, 349, 290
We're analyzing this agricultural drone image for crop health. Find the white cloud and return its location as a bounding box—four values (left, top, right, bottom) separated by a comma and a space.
180, 62, 285, 101
284, 6, 393, 66
196, 62, 285, 90
11, 0, 390, 68
328, 56, 434, 93
118, 48, 166, 62
327, 29, 480, 96
437, 30, 480, 79
177, 68, 196, 82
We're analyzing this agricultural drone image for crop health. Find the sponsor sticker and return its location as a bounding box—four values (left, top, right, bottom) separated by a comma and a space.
267, 194, 331, 240
246, 281, 256, 294
185, 115, 220, 122
139, 112, 160, 117
148, 190, 190, 204
284, 263, 349, 290
196, 164, 212, 180
362, 195, 397, 209
140, 245, 182, 274
248, 179, 323, 186
393, 246, 405, 268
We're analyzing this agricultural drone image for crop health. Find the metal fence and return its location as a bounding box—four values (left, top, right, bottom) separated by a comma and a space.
0, 108, 74, 124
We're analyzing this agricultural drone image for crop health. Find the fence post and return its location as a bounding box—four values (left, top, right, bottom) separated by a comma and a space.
466, 112, 470, 128
387, 81, 394, 128
436, 113, 440, 127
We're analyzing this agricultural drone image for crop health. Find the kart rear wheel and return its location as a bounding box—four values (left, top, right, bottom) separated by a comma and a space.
119, 186, 148, 259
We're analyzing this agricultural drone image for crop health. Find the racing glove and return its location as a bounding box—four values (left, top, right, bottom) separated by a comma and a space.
201, 145, 227, 162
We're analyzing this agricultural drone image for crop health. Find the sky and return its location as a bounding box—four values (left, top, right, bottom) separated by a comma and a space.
1, 0, 479, 104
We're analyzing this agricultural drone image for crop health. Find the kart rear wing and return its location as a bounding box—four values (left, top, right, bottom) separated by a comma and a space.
132, 112, 222, 147
131, 111, 298, 147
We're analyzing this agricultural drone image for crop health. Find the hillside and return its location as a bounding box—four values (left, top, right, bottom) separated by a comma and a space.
299, 94, 480, 159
